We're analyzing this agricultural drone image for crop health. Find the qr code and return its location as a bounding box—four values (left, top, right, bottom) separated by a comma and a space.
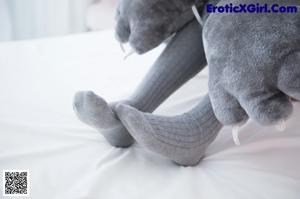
3, 170, 30, 196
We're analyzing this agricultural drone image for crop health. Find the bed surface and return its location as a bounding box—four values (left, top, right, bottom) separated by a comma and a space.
0, 31, 299, 199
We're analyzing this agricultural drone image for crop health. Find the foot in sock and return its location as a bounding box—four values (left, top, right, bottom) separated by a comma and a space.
115, 95, 223, 166
73, 19, 207, 148
73, 91, 134, 147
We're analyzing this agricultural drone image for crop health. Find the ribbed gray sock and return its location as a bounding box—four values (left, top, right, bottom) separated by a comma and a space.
73, 91, 134, 147
115, 95, 223, 166
73, 19, 207, 147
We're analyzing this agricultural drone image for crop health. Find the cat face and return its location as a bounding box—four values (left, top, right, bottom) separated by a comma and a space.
115, 0, 196, 54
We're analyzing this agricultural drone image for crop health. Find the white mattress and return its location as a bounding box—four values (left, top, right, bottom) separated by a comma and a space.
0, 31, 299, 199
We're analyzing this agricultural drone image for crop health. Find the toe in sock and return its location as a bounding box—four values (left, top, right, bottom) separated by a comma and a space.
73, 91, 134, 147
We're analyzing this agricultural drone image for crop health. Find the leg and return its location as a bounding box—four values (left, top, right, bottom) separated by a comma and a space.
115, 95, 223, 166
73, 19, 207, 147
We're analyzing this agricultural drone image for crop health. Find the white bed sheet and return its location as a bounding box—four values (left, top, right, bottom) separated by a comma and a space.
0, 31, 299, 199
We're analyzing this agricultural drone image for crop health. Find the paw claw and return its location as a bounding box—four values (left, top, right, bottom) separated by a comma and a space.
232, 125, 241, 146
275, 119, 286, 132
231, 122, 246, 146
123, 49, 136, 60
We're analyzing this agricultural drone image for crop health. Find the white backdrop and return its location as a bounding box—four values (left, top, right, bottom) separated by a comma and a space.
0, 0, 92, 41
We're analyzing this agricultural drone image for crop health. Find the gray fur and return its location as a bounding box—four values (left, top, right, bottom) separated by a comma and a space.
204, 0, 300, 125
115, 0, 196, 54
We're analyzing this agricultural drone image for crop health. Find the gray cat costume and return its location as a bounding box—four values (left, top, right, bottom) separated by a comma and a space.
74, 0, 300, 166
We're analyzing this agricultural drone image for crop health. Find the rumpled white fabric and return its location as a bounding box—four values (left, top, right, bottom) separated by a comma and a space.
0, 31, 299, 199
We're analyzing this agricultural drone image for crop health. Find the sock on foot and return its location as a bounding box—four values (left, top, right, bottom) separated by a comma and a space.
73, 91, 134, 147
115, 95, 223, 166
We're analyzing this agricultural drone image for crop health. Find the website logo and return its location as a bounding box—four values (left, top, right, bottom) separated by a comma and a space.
207, 3, 298, 13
